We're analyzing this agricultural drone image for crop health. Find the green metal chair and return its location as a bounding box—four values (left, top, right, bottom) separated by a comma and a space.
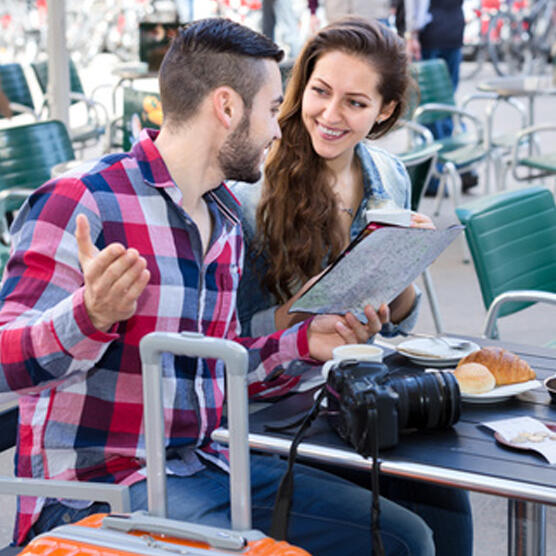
0, 63, 38, 121
0, 120, 75, 241
410, 59, 489, 216
30, 59, 109, 154
455, 186, 556, 339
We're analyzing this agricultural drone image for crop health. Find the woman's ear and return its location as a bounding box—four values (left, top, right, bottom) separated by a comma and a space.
377, 100, 397, 124
212, 86, 242, 129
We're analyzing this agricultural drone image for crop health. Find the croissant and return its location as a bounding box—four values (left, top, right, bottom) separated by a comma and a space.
456, 346, 536, 386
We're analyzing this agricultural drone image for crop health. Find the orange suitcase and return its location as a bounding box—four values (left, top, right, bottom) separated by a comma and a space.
19, 332, 309, 556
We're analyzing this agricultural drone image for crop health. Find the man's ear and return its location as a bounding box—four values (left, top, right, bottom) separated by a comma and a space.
212, 86, 243, 129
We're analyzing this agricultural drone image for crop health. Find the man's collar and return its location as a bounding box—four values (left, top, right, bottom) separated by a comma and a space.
132, 129, 240, 227
131, 128, 176, 189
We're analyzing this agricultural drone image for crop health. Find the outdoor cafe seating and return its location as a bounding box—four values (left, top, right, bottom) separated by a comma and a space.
0, 120, 75, 248
30, 59, 109, 155
0, 64, 38, 124
410, 59, 489, 216
456, 186, 556, 340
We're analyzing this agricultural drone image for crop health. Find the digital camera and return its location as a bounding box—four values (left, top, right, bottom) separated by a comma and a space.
326, 360, 461, 455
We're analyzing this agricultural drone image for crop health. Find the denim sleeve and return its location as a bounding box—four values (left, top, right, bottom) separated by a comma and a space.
380, 284, 422, 338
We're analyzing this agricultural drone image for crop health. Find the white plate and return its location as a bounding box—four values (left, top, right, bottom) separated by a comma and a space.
396, 337, 480, 367
461, 380, 541, 404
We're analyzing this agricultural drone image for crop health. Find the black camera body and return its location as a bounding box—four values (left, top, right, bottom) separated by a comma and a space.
326, 359, 461, 457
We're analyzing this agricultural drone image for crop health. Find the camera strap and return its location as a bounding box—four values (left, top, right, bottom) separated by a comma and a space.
270, 385, 327, 540
366, 401, 385, 556
269, 385, 386, 556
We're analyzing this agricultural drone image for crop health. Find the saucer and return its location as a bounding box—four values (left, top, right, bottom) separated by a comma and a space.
396, 337, 480, 367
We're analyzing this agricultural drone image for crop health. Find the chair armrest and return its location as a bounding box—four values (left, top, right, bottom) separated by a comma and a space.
8, 103, 38, 121
514, 123, 556, 140
396, 119, 435, 145
510, 124, 556, 180
413, 103, 485, 139
69, 92, 109, 126
483, 290, 556, 338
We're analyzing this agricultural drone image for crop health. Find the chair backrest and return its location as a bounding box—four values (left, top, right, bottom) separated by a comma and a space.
31, 59, 84, 102
410, 59, 456, 125
0, 63, 36, 117
455, 186, 556, 318
0, 120, 75, 212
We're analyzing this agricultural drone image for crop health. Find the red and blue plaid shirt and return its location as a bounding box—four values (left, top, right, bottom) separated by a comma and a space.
0, 129, 311, 543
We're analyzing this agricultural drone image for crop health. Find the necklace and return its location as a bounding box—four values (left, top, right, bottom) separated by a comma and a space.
338, 206, 354, 217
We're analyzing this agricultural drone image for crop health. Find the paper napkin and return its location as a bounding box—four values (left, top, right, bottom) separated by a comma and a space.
482, 416, 556, 464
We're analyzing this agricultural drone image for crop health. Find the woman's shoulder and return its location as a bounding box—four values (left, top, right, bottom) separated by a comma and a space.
225, 179, 264, 231
357, 142, 410, 209
227, 179, 263, 205
358, 141, 405, 170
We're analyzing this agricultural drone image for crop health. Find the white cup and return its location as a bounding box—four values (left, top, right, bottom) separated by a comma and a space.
322, 343, 384, 380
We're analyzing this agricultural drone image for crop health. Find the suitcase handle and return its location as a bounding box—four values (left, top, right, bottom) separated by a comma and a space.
103, 511, 247, 551
139, 332, 251, 531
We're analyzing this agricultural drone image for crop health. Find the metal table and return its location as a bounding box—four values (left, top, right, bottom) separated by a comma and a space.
478, 75, 556, 127
213, 337, 556, 556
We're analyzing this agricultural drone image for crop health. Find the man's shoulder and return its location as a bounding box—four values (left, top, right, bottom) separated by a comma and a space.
49, 152, 131, 191
78, 152, 133, 189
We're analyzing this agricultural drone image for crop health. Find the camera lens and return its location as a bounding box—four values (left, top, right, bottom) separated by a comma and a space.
388, 370, 461, 431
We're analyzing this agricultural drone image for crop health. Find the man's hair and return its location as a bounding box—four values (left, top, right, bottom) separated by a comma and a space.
158, 18, 284, 128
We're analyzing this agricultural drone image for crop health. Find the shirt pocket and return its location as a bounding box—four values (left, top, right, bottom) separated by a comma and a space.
212, 262, 239, 334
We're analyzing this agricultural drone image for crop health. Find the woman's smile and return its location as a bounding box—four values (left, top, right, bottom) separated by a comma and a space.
317, 122, 349, 140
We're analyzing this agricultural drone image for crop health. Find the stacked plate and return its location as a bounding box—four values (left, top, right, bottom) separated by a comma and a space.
396, 337, 480, 368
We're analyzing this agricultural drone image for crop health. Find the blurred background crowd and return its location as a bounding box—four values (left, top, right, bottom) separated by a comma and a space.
0, 0, 554, 78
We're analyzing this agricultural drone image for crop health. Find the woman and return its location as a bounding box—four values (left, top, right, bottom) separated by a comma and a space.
228, 18, 473, 555
233, 16, 425, 340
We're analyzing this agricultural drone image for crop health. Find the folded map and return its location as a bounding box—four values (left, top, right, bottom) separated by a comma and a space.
289, 223, 463, 321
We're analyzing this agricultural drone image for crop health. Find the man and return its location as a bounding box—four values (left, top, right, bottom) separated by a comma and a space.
401, 0, 465, 107
0, 19, 433, 555
398, 0, 477, 193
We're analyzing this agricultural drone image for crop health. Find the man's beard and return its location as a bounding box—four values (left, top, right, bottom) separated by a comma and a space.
218, 111, 263, 183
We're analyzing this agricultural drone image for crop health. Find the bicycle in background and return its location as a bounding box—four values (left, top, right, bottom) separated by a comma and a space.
487, 0, 556, 76
461, 0, 555, 78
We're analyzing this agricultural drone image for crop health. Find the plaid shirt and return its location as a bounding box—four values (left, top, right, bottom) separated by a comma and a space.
0, 129, 311, 543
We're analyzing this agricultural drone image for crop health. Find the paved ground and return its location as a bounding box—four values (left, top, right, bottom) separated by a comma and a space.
0, 49, 555, 554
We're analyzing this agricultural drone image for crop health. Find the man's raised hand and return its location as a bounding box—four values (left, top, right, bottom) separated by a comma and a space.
75, 214, 150, 332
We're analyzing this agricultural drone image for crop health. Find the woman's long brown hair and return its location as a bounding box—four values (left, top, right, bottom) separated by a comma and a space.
256, 17, 410, 303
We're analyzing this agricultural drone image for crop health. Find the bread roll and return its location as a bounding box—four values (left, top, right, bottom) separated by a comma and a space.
456, 346, 535, 386
454, 363, 496, 394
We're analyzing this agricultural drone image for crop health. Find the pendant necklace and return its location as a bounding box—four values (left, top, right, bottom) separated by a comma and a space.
338, 206, 354, 217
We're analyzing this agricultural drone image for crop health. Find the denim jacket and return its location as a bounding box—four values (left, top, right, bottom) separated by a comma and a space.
226, 142, 421, 336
